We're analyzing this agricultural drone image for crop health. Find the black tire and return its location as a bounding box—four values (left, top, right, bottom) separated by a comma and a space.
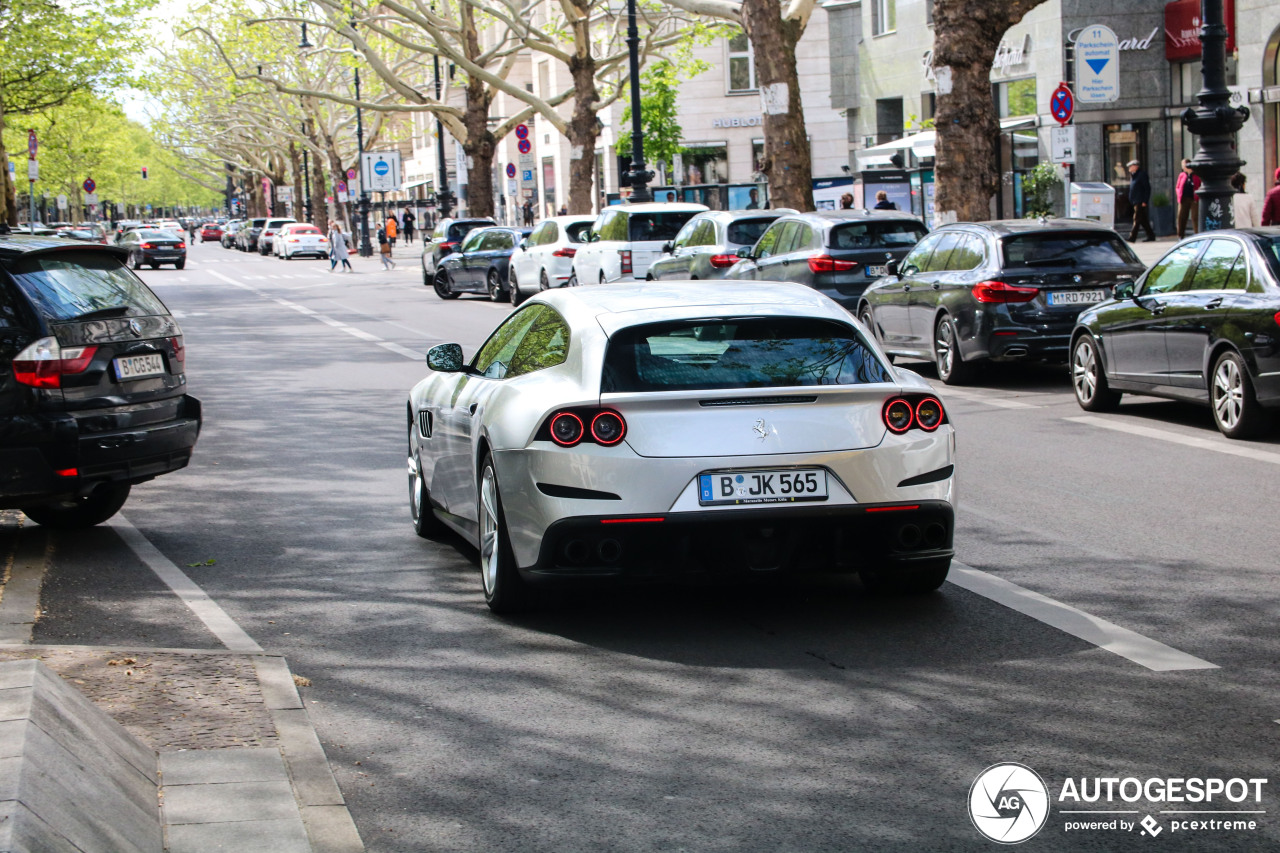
860, 558, 950, 595
477, 454, 530, 613
934, 315, 974, 385
149, 263, 159, 269
175, 260, 186, 270
22, 482, 131, 529
567, 272, 578, 287
434, 271, 459, 300
1210, 350, 1268, 439
131, 252, 142, 270
858, 304, 879, 342
487, 269, 508, 303
1071, 333, 1120, 412
539, 269, 551, 291
422, 268, 431, 288
510, 273, 527, 306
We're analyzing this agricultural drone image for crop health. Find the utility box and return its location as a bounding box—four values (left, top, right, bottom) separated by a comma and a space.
1069, 182, 1115, 222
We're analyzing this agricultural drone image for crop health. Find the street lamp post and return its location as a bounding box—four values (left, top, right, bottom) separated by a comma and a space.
353, 67, 373, 257
301, 121, 312, 223
1184, 0, 1249, 231
433, 53, 452, 220
622, 0, 653, 203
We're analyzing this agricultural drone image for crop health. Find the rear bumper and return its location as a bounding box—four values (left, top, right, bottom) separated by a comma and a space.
519, 501, 954, 581
962, 312, 1078, 363
0, 396, 202, 507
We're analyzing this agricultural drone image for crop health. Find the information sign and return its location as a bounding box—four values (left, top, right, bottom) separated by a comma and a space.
1075, 25, 1120, 103
361, 150, 402, 192
1051, 126, 1077, 164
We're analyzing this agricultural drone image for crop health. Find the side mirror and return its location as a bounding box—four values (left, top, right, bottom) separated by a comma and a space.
662, 241, 673, 254
426, 343, 465, 373
736, 246, 754, 259
1114, 280, 1136, 300
885, 259, 900, 277
519, 238, 529, 250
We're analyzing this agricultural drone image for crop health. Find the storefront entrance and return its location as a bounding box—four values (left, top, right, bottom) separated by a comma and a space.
1266, 25, 1280, 193
1104, 123, 1148, 226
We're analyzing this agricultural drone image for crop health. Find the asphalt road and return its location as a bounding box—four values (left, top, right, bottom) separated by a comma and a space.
31, 239, 1280, 851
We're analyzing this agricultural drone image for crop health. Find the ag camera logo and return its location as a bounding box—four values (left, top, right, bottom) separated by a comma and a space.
969, 763, 1050, 844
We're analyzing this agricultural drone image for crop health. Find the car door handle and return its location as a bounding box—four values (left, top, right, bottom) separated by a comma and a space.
1205, 297, 1224, 309
1148, 301, 1166, 315
931, 283, 941, 290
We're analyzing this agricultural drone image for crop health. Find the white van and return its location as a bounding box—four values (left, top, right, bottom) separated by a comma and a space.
570, 202, 707, 285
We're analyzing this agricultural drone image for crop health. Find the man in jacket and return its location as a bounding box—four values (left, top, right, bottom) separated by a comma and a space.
1175, 159, 1201, 238
1127, 159, 1155, 242
1262, 168, 1280, 227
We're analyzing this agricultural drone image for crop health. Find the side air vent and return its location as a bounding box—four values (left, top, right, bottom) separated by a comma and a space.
418, 410, 433, 438
699, 396, 818, 407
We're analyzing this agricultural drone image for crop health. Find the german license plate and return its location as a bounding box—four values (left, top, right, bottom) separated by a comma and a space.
113, 353, 165, 380
698, 469, 828, 506
867, 265, 887, 277
1047, 289, 1106, 306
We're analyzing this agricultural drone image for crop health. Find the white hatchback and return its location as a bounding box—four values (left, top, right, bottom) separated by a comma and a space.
508, 215, 595, 304
571, 202, 707, 285
274, 223, 329, 259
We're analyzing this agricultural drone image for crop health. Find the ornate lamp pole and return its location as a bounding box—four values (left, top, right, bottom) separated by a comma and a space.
1183, 0, 1249, 231
353, 66, 374, 256
300, 120, 312, 223
622, 0, 653, 202
433, 53, 453, 219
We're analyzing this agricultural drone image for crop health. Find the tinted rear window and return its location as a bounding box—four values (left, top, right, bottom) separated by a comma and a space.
602, 318, 890, 392
627, 212, 698, 242
831, 221, 927, 250
448, 222, 487, 242
293, 227, 322, 235
9, 251, 169, 321
1002, 233, 1139, 268
565, 222, 592, 243
1260, 236, 1280, 278
140, 230, 179, 239
727, 218, 775, 246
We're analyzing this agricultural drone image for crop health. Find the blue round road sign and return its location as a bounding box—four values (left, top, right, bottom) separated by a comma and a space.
506, 163, 516, 178
373, 160, 390, 176
1050, 84, 1074, 126
515, 124, 529, 140
83, 177, 96, 193
518, 139, 532, 154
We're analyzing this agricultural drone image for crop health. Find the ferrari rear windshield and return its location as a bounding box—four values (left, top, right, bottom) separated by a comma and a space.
602, 317, 890, 392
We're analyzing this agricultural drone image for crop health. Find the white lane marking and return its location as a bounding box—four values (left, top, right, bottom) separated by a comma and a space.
344, 327, 381, 341
113, 514, 263, 653
932, 386, 1040, 409
317, 316, 347, 328
379, 341, 425, 360
1066, 415, 1280, 466
949, 562, 1217, 672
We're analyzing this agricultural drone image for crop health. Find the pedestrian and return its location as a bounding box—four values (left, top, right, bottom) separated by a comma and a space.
378, 227, 395, 270
745, 188, 760, 209
666, 192, 676, 203
557, 205, 568, 216
1231, 173, 1257, 228
839, 192, 854, 210
1175, 159, 1201, 239
873, 190, 897, 211
1262, 168, 1280, 227
328, 223, 352, 272
1127, 159, 1155, 242
402, 208, 415, 244
385, 215, 398, 248
522, 199, 534, 227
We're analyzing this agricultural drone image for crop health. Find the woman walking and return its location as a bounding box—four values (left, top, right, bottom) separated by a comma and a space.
378, 227, 396, 270
385, 215, 398, 249
329, 223, 353, 272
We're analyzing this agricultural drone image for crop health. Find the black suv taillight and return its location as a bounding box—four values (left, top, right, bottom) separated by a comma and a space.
882, 395, 946, 434
540, 408, 627, 447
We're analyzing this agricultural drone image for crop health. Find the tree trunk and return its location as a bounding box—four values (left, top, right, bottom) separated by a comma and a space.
461, 79, 496, 218
932, 0, 1046, 223
311, 166, 328, 233
0, 109, 15, 225
565, 10, 599, 215
742, 0, 812, 211
289, 142, 304, 222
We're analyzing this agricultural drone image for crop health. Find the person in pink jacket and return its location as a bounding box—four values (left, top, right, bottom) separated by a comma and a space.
1175, 159, 1201, 239
1262, 168, 1280, 227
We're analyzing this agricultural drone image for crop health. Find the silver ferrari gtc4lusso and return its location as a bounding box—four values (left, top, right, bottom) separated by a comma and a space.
406, 281, 957, 612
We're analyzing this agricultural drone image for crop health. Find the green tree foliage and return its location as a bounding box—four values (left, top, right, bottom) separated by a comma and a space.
1021, 161, 1060, 219
619, 60, 708, 171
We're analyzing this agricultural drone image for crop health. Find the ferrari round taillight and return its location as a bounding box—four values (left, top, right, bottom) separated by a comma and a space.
883, 398, 914, 434
590, 411, 626, 446
914, 397, 944, 431
550, 412, 584, 446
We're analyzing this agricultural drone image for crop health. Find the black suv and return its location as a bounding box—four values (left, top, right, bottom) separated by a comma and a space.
421, 217, 495, 283
0, 237, 201, 527
858, 220, 1146, 384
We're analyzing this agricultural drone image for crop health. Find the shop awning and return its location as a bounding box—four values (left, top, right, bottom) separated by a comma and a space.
400, 178, 431, 190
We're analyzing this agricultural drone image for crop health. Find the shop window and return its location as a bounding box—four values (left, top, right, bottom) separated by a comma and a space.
752, 140, 766, 180
728, 31, 756, 93
1104, 124, 1146, 190
998, 78, 1036, 118
876, 98, 904, 144
682, 145, 728, 185
871, 0, 895, 36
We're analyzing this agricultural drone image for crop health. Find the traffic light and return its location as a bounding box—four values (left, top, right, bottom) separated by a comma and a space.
142, 167, 148, 179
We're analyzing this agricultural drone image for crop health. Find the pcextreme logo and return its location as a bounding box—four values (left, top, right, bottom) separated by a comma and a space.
969, 764, 1269, 844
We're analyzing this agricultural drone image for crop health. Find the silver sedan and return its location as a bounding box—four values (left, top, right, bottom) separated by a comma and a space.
406, 282, 957, 612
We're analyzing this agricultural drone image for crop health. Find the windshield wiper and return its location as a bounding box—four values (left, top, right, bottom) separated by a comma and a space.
69, 306, 131, 321
1022, 256, 1078, 267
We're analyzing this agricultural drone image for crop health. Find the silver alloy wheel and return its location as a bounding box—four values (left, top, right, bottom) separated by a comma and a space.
540, 269, 550, 290
408, 455, 423, 521
935, 320, 956, 378
479, 466, 500, 596
1072, 338, 1098, 403
1213, 356, 1245, 430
